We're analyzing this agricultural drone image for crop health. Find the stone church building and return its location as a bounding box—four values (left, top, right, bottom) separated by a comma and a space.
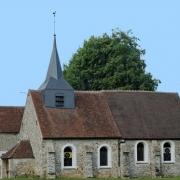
0, 35, 180, 178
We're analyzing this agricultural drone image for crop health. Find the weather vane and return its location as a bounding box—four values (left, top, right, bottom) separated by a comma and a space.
53, 11, 56, 36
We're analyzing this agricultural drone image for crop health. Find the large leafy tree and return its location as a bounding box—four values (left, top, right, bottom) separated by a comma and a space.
64, 29, 160, 91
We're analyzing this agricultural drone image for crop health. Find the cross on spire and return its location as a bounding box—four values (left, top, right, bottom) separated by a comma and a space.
53, 11, 56, 36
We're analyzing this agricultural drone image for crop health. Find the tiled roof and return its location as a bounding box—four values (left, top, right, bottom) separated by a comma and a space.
30, 90, 180, 139
30, 90, 121, 139
1, 140, 34, 159
104, 91, 180, 139
0, 107, 24, 133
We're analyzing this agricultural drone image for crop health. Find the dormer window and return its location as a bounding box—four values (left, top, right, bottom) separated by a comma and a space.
55, 95, 64, 107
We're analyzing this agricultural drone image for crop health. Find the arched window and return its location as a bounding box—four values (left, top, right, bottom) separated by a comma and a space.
162, 141, 175, 163
98, 144, 112, 168
135, 141, 148, 163
62, 144, 77, 169
64, 147, 72, 166
163, 142, 171, 161
137, 142, 144, 161
100, 146, 108, 166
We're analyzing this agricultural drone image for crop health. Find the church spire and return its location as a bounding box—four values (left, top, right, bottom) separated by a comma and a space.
39, 12, 74, 109
45, 11, 62, 80
45, 35, 63, 81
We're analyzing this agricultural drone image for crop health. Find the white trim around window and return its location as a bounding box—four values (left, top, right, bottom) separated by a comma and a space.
61, 144, 77, 169
161, 141, 175, 163
135, 141, 149, 164
97, 144, 112, 169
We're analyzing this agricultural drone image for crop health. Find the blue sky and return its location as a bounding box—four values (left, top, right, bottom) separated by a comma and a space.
0, 0, 179, 105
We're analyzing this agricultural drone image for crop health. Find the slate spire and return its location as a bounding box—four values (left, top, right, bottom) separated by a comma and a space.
45, 35, 63, 81
38, 12, 74, 108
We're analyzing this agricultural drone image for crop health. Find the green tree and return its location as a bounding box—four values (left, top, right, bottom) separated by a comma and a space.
64, 29, 160, 91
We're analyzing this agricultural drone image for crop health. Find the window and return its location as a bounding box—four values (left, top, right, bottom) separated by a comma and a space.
137, 143, 144, 161
55, 95, 64, 107
162, 141, 175, 163
100, 146, 108, 166
98, 144, 112, 168
62, 144, 77, 169
64, 147, 72, 166
163, 142, 171, 161
135, 141, 148, 163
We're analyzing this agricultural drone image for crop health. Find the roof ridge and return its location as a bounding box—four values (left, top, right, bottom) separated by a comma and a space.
5, 142, 20, 159
30, 89, 178, 95
101, 90, 178, 94
75, 90, 101, 94
2, 140, 34, 159
0, 106, 24, 108
75, 90, 178, 95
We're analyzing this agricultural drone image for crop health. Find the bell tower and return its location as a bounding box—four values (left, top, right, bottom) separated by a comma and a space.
39, 35, 75, 108
39, 12, 74, 108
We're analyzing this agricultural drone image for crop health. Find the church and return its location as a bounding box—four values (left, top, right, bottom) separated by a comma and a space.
0, 34, 180, 178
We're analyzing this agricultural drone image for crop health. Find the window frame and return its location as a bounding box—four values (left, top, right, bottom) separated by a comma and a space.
64, 146, 73, 167
61, 144, 77, 169
55, 94, 65, 107
161, 141, 175, 163
97, 144, 112, 169
135, 141, 149, 164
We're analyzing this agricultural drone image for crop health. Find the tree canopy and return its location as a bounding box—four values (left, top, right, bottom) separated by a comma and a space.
63, 29, 160, 91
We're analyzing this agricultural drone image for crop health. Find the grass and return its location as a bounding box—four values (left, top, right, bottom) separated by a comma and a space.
58, 178, 180, 180
58, 177, 180, 180
3, 177, 180, 180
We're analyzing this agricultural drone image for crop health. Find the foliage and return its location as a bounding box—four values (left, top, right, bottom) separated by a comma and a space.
64, 29, 160, 91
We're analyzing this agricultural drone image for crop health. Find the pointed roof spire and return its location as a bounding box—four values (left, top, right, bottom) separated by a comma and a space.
39, 35, 73, 90
45, 35, 63, 81
53, 11, 56, 36
39, 12, 74, 94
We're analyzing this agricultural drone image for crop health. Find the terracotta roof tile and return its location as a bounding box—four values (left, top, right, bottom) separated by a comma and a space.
0, 107, 24, 133
1, 140, 34, 159
30, 90, 121, 139
30, 90, 180, 139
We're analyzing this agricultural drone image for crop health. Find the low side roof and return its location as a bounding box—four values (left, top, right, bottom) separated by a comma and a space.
104, 91, 180, 139
0, 107, 24, 133
30, 90, 121, 139
1, 140, 34, 159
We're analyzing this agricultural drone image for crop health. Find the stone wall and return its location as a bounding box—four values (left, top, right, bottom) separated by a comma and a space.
19, 93, 44, 176
16, 92, 180, 178
0, 134, 18, 178
43, 139, 120, 178
8, 159, 35, 177
0, 134, 18, 151
120, 140, 180, 178
39, 138, 180, 178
